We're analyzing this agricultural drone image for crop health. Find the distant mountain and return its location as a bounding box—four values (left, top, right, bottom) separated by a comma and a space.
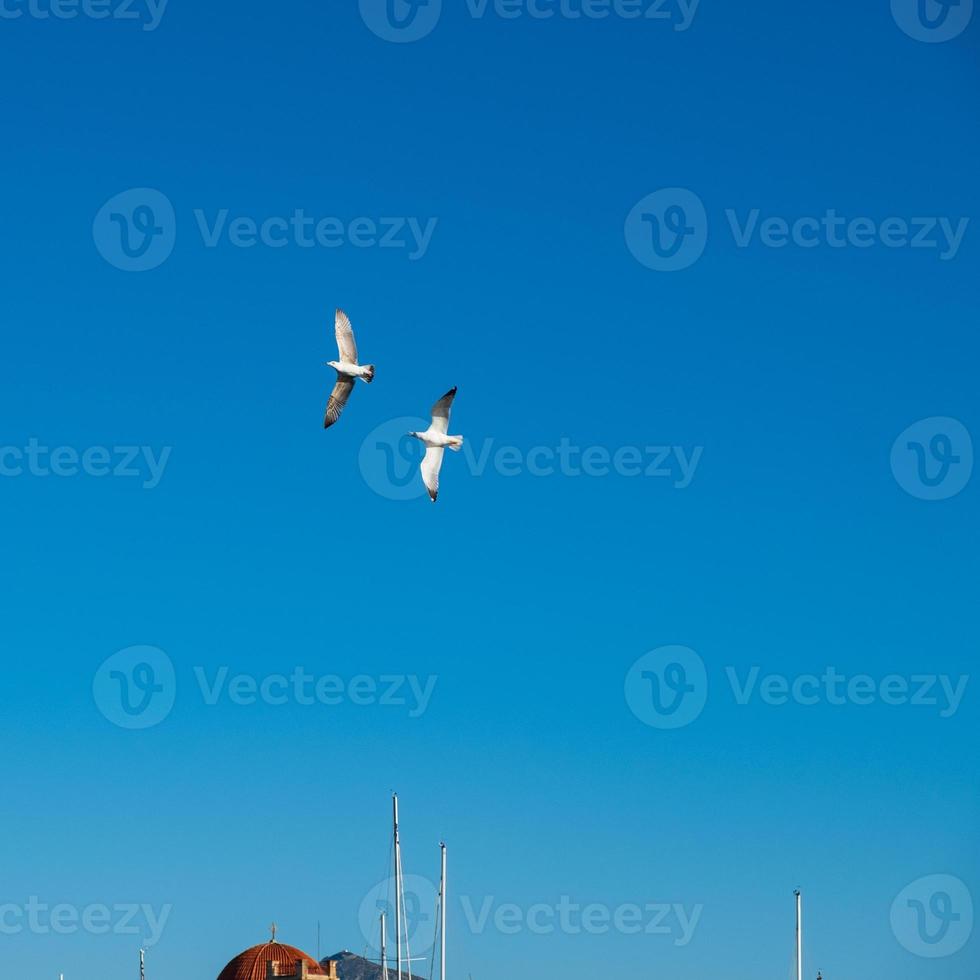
323, 951, 429, 980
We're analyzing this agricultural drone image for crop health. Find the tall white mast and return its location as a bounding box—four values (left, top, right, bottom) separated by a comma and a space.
380, 911, 389, 980
794, 890, 802, 980
393, 793, 403, 980
439, 843, 447, 980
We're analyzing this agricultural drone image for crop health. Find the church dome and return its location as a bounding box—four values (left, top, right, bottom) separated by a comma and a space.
217, 941, 327, 980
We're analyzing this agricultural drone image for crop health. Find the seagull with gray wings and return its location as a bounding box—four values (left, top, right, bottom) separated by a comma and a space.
323, 309, 375, 429
409, 387, 465, 502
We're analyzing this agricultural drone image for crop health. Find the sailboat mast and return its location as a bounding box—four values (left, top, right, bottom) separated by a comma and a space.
794, 890, 802, 980
439, 843, 447, 980
381, 911, 389, 980
393, 793, 403, 980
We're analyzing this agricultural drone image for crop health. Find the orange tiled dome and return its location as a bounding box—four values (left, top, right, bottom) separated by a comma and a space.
217, 941, 327, 980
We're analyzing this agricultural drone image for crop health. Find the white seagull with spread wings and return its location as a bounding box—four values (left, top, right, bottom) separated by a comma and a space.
409, 387, 465, 503
324, 309, 375, 429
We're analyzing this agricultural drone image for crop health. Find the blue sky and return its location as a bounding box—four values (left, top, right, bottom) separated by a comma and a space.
0, 2, 978, 979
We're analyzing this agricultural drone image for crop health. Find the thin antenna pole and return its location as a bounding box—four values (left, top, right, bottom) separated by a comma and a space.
381, 911, 389, 980
400, 844, 411, 980
794, 890, 802, 980
439, 843, 447, 980
393, 793, 403, 980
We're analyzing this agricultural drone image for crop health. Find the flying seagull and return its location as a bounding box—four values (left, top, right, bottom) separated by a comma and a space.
409, 387, 465, 503
324, 309, 375, 429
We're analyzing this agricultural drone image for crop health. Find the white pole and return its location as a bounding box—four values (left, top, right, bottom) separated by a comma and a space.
794, 890, 802, 980
140, 948, 145, 980
381, 911, 389, 980
439, 843, 447, 980
393, 794, 402, 980
400, 844, 411, 979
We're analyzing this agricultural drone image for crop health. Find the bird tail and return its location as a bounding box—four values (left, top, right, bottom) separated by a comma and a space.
362, 365, 376, 383
448, 435, 464, 452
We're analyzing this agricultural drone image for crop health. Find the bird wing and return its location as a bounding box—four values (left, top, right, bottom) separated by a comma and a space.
323, 376, 355, 429
429, 386, 457, 435
420, 446, 445, 502
334, 309, 358, 363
